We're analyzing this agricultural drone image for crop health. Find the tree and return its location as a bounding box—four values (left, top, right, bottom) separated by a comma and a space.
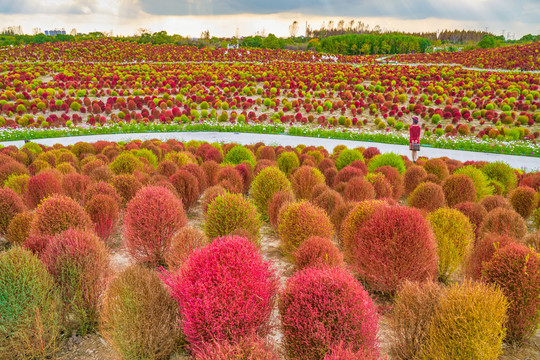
289, 21, 299, 38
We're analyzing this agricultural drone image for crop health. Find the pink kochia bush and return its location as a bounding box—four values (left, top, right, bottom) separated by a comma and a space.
123, 186, 187, 267
194, 336, 280, 360
162, 236, 278, 350
352, 206, 438, 294
279, 266, 379, 360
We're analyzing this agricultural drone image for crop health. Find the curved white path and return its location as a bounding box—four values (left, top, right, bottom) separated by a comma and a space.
1, 132, 539, 172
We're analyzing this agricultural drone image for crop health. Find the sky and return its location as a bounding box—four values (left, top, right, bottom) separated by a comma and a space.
0, 0, 538, 39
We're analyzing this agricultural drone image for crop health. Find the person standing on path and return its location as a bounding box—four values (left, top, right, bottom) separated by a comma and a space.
409, 116, 421, 163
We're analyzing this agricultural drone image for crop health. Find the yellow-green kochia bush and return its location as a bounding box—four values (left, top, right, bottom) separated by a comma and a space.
249, 166, 292, 219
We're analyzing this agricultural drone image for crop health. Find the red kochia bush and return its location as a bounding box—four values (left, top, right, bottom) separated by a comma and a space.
479, 194, 512, 212
111, 174, 143, 206
182, 163, 208, 193
508, 186, 537, 218
216, 166, 244, 194
201, 185, 228, 214
162, 236, 278, 349
30, 194, 92, 237
293, 236, 344, 270
323, 343, 376, 360
478, 207, 527, 240
333, 166, 364, 188
84, 194, 119, 243
83, 181, 121, 205
312, 189, 345, 217
403, 165, 427, 196
194, 336, 280, 360
170, 169, 200, 210
352, 206, 438, 293
268, 189, 295, 230
279, 266, 379, 360
291, 166, 325, 200
407, 182, 445, 212
123, 186, 187, 267
454, 201, 488, 239
374, 165, 403, 200
0, 187, 25, 235
464, 233, 514, 280
41, 229, 110, 334
442, 174, 477, 208
344, 177, 375, 202
26, 171, 63, 208
62, 172, 91, 203
482, 243, 540, 344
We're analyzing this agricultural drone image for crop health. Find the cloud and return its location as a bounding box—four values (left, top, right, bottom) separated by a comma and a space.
0, 0, 140, 17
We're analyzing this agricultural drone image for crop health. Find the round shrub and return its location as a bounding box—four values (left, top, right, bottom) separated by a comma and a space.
41, 230, 110, 335
479, 194, 512, 212
336, 149, 364, 170
407, 182, 445, 212
523, 231, 540, 252
312, 189, 345, 217
157, 160, 178, 177
183, 163, 209, 192
352, 206, 438, 293
100, 265, 181, 360
0, 247, 61, 360
257, 145, 277, 161
508, 186, 537, 218
111, 174, 143, 206
201, 160, 220, 186
0, 187, 25, 235
423, 158, 449, 182
442, 174, 477, 207
249, 166, 292, 219
123, 186, 187, 267
234, 163, 253, 193
224, 145, 256, 168
389, 281, 444, 360
367, 152, 405, 174
454, 165, 493, 200
162, 236, 278, 349
279, 266, 379, 360
194, 336, 280, 360
482, 243, 540, 345
62, 172, 91, 203
428, 208, 474, 282
318, 158, 336, 174
205, 192, 261, 244
421, 280, 507, 360
268, 189, 295, 230
84, 194, 119, 243
293, 236, 344, 270
277, 151, 300, 177
26, 171, 63, 208
109, 152, 143, 175
343, 176, 375, 202
30, 194, 92, 237
217, 165, 244, 193
291, 165, 325, 200
367, 173, 393, 199
4, 173, 29, 195
478, 207, 527, 240
374, 165, 404, 200
164, 227, 208, 270
278, 201, 334, 255
170, 169, 200, 210
83, 181, 121, 205
482, 161, 517, 195
340, 200, 387, 256
0, 160, 29, 183
464, 233, 514, 280
201, 185, 228, 214
334, 166, 364, 187
6, 211, 33, 245
454, 201, 488, 238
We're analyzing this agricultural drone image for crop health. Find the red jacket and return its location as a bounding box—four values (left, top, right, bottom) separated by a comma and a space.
409, 125, 421, 143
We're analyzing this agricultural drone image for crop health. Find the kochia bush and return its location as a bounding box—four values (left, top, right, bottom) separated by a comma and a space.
170, 169, 200, 210
0, 247, 61, 360
407, 182, 445, 212
403, 165, 427, 195
336, 149, 364, 170
421, 280, 507, 360
293, 236, 344, 270
165, 227, 208, 270
41, 230, 110, 335
84, 194, 119, 243
26, 171, 63, 208
279, 266, 379, 360
478, 207, 527, 240
508, 186, 537, 218
428, 208, 474, 282
249, 166, 292, 219
6, 211, 33, 245
162, 236, 278, 349
267, 189, 295, 230
464, 233, 514, 280
453, 201, 488, 239
352, 206, 438, 294
204, 192, 261, 244
100, 265, 181, 360
367, 152, 406, 174
0, 187, 25, 235
482, 243, 540, 345
194, 336, 280, 360
224, 145, 256, 168
291, 165, 325, 200
442, 174, 477, 208
30, 194, 92, 237
123, 186, 187, 267
278, 201, 334, 255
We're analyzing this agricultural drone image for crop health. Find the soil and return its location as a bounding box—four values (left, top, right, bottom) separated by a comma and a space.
24, 199, 540, 359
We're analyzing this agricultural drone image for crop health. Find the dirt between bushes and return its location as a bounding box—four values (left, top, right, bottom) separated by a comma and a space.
49, 200, 540, 359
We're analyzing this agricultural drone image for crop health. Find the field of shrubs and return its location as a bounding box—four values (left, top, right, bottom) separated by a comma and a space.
1, 40, 540, 156
0, 138, 539, 359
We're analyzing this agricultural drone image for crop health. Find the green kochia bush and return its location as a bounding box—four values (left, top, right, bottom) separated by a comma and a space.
224, 145, 256, 168
367, 153, 405, 174
249, 166, 292, 219
0, 247, 61, 360
336, 149, 364, 170
204, 192, 262, 244
277, 152, 300, 177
